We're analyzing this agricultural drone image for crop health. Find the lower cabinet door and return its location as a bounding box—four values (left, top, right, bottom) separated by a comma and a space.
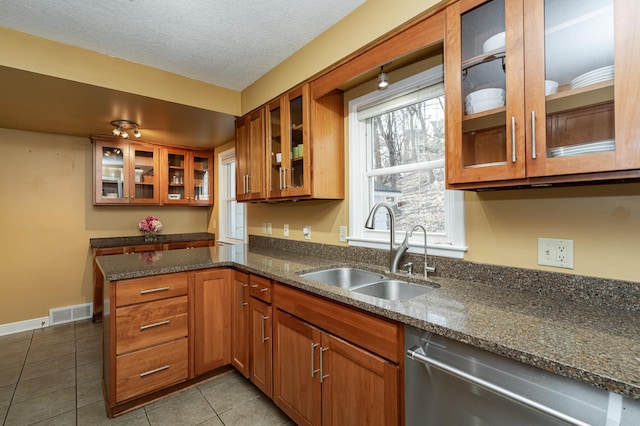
320, 333, 399, 426
115, 338, 188, 402
231, 271, 250, 378
273, 310, 321, 426
250, 297, 272, 397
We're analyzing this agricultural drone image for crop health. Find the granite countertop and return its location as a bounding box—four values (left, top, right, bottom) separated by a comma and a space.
95, 244, 640, 401
90, 232, 216, 248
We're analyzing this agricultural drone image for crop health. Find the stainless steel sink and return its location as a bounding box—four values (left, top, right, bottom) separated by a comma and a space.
299, 267, 386, 289
352, 280, 432, 300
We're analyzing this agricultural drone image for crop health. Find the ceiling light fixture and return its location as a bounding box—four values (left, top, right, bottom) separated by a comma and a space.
110, 119, 141, 139
377, 65, 389, 90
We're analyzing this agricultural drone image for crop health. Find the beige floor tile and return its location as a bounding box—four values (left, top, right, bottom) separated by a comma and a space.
4, 385, 76, 426
77, 376, 103, 409
77, 360, 102, 384
199, 372, 261, 414
0, 367, 21, 388
12, 367, 75, 404
76, 345, 102, 367
196, 416, 225, 426
74, 320, 102, 340
25, 341, 76, 365
1, 404, 8, 424
20, 353, 76, 381
146, 388, 217, 426
77, 400, 150, 426
0, 383, 16, 409
75, 334, 102, 353
218, 396, 289, 426
31, 327, 75, 348
31, 409, 76, 425
0, 342, 28, 372
0, 331, 32, 345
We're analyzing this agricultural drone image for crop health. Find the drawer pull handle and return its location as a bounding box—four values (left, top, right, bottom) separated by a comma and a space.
320, 347, 329, 383
140, 286, 170, 294
311, 343, 319, 377
140, 320, 170, 331
140, 364, 170, 377
260, 288, 269, 293
261, 315, 270, 342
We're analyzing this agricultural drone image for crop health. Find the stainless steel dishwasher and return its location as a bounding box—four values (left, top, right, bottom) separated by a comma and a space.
404, 325, 640, 425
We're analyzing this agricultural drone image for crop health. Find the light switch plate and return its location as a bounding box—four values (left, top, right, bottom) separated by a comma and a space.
303, 225, 311, 240
267, 223, 272, 235
283, 224, 289, 237
538, 238, 574, 269
339, 226, 347, 242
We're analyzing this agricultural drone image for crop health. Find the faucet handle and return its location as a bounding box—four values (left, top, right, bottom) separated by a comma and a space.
403, 262, 414, 275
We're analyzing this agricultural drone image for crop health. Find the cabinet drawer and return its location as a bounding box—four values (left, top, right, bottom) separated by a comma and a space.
115, 296, 188, 354
115, 338, 188, 403
115, 272, 188, 307
249, 275, 272, 303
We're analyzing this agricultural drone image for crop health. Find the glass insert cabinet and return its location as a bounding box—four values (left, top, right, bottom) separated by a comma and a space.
93, 136, 213, 206
445, 0, 640, 188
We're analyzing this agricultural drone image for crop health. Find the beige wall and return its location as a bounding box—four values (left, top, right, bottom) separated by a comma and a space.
0, 128, 210, 325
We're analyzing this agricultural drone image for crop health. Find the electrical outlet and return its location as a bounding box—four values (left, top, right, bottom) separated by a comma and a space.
303, 225, 311, 240
538, 238, 574, 269
283, 224, 289, 237
339, 226, 348, 242
261, 223, 267, 234
267, 223, 272, 235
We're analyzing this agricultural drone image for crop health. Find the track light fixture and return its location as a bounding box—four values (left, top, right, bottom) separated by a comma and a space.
378, 65, 389, 90
110, 119, 141, 139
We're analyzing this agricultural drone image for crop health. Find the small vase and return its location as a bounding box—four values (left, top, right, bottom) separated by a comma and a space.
144, 232, 157, 242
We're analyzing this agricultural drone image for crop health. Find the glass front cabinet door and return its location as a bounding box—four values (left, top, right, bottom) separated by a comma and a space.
94, 138, 159, 204
445, 0, 640, 189
161, 148, 213, 205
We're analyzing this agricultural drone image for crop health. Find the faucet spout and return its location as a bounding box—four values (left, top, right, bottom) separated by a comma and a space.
365, 202, 403, 273
409, 224, 435, 278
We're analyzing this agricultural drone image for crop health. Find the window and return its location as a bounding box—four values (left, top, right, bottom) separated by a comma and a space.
218, 148, 246, 245
348, 65, 466, 258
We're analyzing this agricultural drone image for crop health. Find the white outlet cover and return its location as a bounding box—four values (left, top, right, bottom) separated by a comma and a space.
283, 224, 289, 237
538, 238, 574, 269
339, 226, 347, 242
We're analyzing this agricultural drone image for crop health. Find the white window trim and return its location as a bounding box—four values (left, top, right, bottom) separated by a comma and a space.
217, 147, 246, 245
348, 65, 467, 259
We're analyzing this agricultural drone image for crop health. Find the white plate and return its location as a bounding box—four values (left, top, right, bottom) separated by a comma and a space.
548, 140, 615, 158
569, 65, 614, 89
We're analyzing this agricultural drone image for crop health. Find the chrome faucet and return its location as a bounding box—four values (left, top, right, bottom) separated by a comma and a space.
364, 202, 408, 273
409, 224, 435, 278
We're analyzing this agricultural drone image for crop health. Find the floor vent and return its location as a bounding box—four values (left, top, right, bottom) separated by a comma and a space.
49, 303, 93, 326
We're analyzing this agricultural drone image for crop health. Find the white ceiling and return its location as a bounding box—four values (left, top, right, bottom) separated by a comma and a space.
0, 0, 365, 91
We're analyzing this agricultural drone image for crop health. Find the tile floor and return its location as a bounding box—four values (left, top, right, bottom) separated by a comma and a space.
0, 320, 292, 426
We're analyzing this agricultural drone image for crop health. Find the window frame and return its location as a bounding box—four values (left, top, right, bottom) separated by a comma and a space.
347, 65, 467, 258
217, 147, 246, 245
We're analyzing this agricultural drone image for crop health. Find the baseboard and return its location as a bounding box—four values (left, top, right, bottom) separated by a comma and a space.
0, 316, 49, 336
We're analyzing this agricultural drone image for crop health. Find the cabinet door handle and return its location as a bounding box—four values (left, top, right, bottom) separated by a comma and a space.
320, 347, 329, 383
240, 283, 248, 307
531, 111, 537, 160
140, 320, 170, 331
140, 364, 170, 377
261, 315, 270, 342
511, 116, 517, 163
311, 343, 320, 377
246, 175, 251, 193
282, 168, 288, 189
140, 286, 170, 294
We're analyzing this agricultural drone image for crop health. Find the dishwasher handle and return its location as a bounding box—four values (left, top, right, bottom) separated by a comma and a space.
406, 345, 590, 426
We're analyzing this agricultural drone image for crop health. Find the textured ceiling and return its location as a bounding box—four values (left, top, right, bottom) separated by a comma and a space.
0, 0, 365, 91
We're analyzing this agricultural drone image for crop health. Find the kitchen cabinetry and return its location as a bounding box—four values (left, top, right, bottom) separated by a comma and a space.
236, 109, 267, 202
193, 269, 232, 375
445, 0, 640, 189
273, 283, 400, 426
266, 84, 344, 200
93, 137, 159, 204
161, 148, 213, 205
231, 270, 250, 377
249, 275, 273, 397
103, 272, 190, 416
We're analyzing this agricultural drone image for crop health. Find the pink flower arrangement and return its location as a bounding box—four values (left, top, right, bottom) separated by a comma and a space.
138, 216, 163, 233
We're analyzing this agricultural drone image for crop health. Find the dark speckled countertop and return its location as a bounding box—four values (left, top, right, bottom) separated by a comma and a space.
95, 244, 640, 401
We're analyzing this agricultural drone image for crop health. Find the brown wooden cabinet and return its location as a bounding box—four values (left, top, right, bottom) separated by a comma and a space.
103, 272, 190, 416
193, 269, 232, 376
236, 109, 267, 202
249, 275, 273, 397
231, 270, 250, 378
160, 147, 213, 205
93, 136, 160, 204
445, 0, 640, 189
273, 283, 401, 426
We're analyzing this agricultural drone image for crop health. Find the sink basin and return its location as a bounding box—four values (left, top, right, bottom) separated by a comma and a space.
299, 267, 386, 289
352, 280, 432, 300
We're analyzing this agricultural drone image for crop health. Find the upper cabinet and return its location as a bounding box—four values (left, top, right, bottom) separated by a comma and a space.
161, 148, 213, 206
94, 136, 159, 204
92, 136, 213, 206
445, 0, 640, 189
236, 109, 267, 202
237, 83, 344, 202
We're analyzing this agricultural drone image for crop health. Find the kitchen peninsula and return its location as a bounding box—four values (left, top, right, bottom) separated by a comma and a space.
95, 241, 640, 419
